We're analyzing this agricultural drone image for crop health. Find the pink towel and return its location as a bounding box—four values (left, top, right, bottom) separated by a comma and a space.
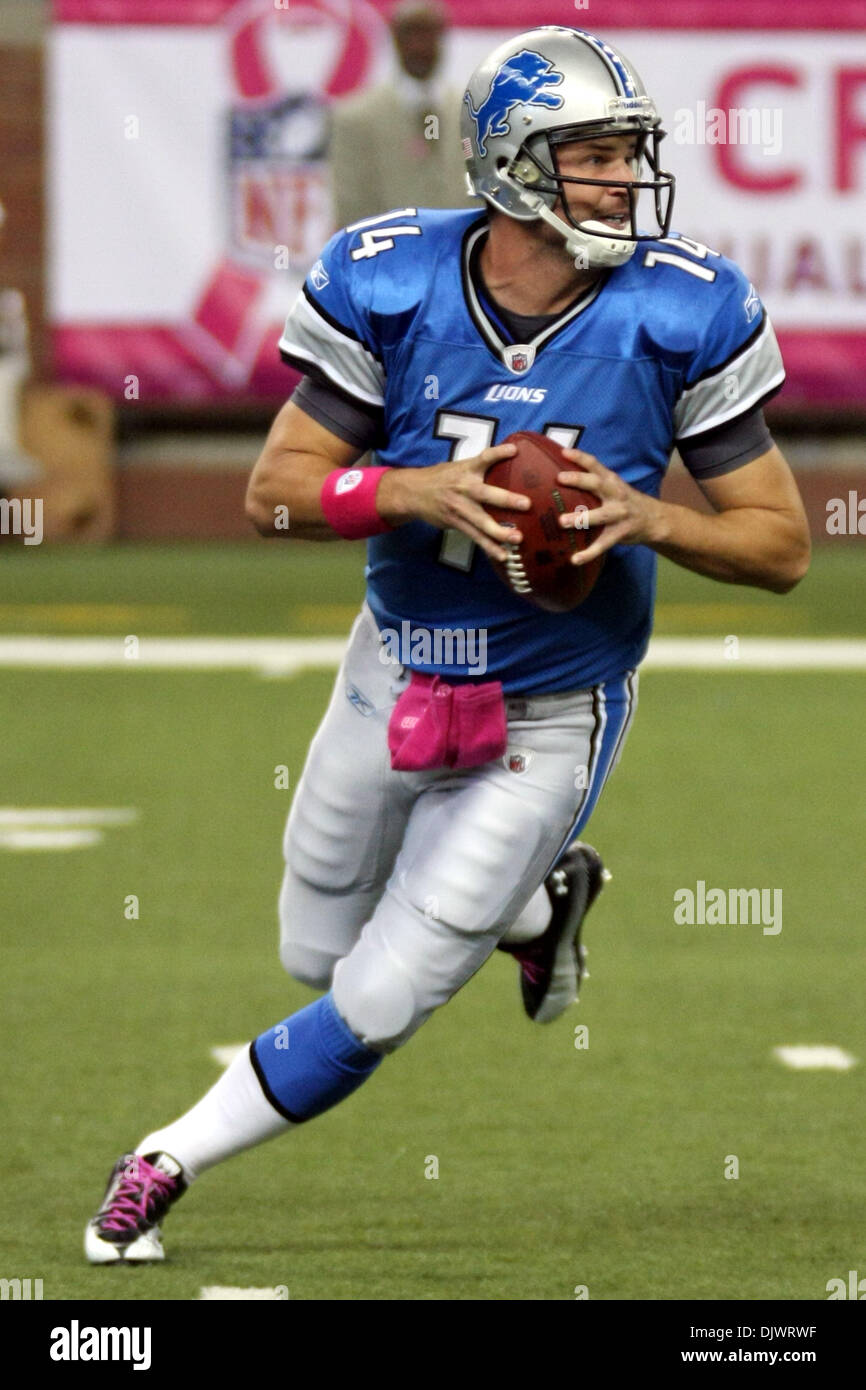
388, 672, 507, 771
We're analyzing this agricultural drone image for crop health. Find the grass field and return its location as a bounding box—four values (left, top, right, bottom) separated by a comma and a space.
2, 543, 864, 1301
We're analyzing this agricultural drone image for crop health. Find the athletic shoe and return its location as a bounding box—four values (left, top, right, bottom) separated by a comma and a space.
84, 1151, 186, 1264
503, 842, 610, 1023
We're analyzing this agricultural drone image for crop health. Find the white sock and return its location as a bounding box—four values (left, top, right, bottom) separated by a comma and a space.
500, 885, 551, 945
136, 1045, 292, 1182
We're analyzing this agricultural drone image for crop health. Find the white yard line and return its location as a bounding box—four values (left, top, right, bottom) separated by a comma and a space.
0, 807, 137, 825
0, 807, 138, 853
647, 638, 866, 670
773, 1045, 857, 1071
199, 1286, 289, 1300
0, 635, 865, 673
0, 828, 104, 850
0, 636, 346, 675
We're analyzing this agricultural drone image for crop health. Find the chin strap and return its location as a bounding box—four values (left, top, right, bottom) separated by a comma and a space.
506, 176, 637, 270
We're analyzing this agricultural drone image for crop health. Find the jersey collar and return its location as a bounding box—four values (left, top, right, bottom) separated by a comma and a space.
461, 221, 607, 377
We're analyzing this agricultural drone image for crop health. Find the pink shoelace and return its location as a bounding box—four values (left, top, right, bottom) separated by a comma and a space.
100, 1157, 177, 1234
511, 948, 547, 987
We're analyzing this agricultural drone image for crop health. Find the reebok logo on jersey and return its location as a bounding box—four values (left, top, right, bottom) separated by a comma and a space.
484, 384, 547, 403
310, 259, 329, 290
744, 283, 761, 323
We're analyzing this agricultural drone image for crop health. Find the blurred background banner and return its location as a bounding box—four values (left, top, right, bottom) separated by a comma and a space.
49, 0, 390, 401
48, 0, 866, 406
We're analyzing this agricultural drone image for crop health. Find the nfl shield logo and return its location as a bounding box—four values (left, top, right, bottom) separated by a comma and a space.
503, 344, 536, 375
506, 750, 532, 774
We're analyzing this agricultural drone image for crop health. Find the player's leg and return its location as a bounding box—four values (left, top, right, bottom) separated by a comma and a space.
84, 988, 383, 1262
84, 682, 601, 1262
85, 605, 408, 1264
498, 672, 638, 1021
84, 674, 631, 1262
499, 841, 609, 1021
119, 709, 592, 1180
240, 687, 616, 1181
277, 602, 414, 989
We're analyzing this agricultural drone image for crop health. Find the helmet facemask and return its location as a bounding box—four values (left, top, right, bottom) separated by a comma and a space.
498, 122, 675, 268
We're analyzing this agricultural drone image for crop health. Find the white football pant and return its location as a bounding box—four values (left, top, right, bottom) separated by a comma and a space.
279, 605, 637, 1050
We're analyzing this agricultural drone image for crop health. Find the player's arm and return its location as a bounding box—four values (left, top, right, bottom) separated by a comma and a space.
556, 442, 810, 593
245, 399, 361, 540
246, 396, 528, 555
654, 443, 811, 590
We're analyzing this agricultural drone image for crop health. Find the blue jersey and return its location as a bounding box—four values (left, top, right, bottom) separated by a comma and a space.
279, 208, 784, 694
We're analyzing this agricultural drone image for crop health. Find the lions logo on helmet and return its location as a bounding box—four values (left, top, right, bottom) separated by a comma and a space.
461, 26, 675, 271
464, 50, 565, 159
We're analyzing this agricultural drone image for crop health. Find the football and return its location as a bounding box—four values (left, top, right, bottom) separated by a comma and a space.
483, 431, 605, 612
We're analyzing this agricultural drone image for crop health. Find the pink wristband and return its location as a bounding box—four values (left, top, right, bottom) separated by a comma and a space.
320, 466, 393, 540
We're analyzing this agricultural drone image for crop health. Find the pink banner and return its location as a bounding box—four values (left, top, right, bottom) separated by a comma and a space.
51, 327, 866, 408
52, 0, 866, 30
49, 0, 866, 408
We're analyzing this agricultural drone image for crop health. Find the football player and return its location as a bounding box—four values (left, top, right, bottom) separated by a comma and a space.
85, 26, 809, 1262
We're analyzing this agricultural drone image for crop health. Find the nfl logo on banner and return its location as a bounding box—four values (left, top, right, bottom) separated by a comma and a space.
224, 0, 383, 277
228, 94, 331, 273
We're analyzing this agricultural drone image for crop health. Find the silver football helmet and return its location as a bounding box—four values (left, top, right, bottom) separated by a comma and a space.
461, 26, 675, 268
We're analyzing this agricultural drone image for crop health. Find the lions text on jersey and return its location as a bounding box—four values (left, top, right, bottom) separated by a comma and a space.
279, 208, 784, 694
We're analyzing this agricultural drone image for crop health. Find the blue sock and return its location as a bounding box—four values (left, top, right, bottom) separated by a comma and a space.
249, 992, 382, 1123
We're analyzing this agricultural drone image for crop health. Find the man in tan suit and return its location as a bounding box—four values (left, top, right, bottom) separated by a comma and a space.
329, 0, 473, 229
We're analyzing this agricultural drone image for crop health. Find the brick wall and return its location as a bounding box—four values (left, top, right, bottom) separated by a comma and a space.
0, 34, 45, 376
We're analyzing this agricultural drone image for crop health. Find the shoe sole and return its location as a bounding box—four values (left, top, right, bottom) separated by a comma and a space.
84, 1222, 165, 1264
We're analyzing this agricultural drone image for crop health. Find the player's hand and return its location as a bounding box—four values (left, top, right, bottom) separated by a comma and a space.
556, 448, 662, 565
377, 443, 531, 561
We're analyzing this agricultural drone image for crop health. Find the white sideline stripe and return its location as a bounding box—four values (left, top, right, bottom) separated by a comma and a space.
1, 636, 866, 672
0, 636, 346, 674
210, 1044, 247, 1069
0, 808, 137, 853
199, 1286, 288, 1301
0, 807, 137, 826
0, 828, 103, 850
647, 639, 866, 670
773, 1045, 857, 1071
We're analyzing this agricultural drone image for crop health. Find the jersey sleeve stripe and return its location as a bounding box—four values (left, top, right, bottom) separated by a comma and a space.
676, 372, 785, 441
279, 293, 386, 408
675, 317, 785, 440
278, 343, 386, 409
300, 283, 382, 364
